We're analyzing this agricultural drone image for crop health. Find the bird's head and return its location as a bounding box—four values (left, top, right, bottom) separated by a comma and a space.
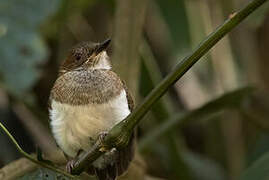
59, 39, 111, 74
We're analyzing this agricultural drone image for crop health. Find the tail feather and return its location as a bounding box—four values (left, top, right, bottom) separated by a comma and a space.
96, 165, 116, 180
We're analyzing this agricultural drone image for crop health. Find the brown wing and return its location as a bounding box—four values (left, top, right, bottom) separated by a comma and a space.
121, 80, 135, 112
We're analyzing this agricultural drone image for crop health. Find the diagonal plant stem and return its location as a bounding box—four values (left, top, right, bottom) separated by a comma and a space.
0, 122, 75, 178
71, 0, 267, 175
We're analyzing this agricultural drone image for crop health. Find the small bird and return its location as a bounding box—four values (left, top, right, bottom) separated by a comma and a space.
49, 39, 135, 180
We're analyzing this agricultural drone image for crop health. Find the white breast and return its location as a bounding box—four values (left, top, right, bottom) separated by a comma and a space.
49, 90, 130, 157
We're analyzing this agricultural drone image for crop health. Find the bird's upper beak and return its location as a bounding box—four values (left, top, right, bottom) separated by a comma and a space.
96, 39, 111, 54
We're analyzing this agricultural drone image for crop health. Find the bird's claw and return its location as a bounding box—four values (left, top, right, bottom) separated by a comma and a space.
66, 159, 75, 173
97, 131, 109, 152
97, 131, 108, 142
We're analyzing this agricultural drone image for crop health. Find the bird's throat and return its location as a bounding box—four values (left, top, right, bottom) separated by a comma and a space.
91, 51, 111, 70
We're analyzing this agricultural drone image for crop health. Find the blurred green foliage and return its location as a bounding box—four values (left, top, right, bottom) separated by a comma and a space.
0, 0, 61, 96
156, 0, 191, 52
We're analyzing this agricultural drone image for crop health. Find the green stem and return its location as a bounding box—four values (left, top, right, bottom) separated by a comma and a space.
0, 122, 75, 179
70, 0, 267, 175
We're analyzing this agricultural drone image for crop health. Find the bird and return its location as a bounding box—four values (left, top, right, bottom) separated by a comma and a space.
49, 39, 135, 180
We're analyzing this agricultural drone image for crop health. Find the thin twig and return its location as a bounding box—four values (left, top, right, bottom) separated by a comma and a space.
0, 122, 75, 178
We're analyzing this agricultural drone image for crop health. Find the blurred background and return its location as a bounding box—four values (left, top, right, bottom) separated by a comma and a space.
0, 0, 269, 179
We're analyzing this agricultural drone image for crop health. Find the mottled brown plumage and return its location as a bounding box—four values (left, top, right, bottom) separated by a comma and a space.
51, 69, 124, 105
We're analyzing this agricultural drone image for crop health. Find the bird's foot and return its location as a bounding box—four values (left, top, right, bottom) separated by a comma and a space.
97, 131, 108, 141
66, 159, 75, 173
97, 131, 109, 152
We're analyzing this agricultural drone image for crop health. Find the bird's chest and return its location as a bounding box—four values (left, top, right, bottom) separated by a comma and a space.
49, 90, 130, 157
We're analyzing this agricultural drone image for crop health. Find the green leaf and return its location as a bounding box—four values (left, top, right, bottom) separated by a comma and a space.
139, 86, 254, 150
182, 151, 227, 180
240, 152, 269, 180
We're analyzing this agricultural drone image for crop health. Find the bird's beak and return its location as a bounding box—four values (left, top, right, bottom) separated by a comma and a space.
96, 39, 111, 54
